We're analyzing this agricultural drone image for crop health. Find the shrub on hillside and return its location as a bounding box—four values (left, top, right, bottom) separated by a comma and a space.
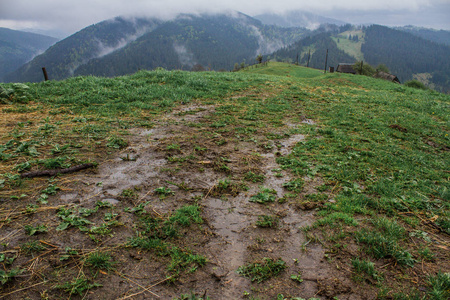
353, 61, 376, 76
404, 80, 429, 90
0, 83, 31, 104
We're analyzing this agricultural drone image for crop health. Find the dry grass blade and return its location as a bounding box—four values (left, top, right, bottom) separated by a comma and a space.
117, 276, 175, 300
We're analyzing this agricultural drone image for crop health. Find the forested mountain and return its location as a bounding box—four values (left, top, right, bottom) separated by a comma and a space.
75, 13, 308, 76
270, 25, 450, 93
5, 17, 162, 82
362, 25, 450, 92
0, 28, 58, 81
255, 10, 346, 29
5, 12, 308, 82
395, 26, 450, 46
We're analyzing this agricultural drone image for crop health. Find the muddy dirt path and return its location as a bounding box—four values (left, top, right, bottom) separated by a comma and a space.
9, 103, 370, 299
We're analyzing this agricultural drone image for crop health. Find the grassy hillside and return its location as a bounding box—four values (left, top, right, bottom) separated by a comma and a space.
271, 25, 450, 93
0, 63, 449, 299
332, 29, 365, 61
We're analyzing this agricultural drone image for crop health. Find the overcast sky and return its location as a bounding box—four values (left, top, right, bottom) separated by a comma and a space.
1, 0, 449, 37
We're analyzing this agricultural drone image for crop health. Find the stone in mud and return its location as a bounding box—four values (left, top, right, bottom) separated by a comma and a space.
102, 198, 120, 205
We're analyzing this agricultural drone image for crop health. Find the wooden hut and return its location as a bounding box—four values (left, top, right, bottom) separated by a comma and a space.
373, 71, 401, 84
336, 63, 356, 74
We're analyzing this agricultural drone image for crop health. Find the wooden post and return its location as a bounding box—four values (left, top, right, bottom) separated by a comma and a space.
296, 53, 299, 65
42, 67, 49, 81
324, 49, 328, 74
360, 61, 363, 74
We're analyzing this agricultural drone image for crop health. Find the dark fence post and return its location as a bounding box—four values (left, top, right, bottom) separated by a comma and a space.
42, 67, 49, 81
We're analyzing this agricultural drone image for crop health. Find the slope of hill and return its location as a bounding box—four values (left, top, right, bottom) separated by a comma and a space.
242, 61, 324, 78
1, 63, 448, 299
362, 25, 450, 92
270, 25, 450, 93
271, 32, 356, 70
332, 29, 365, 61
5, 12, 308, 82
0, 28, 58, 81
4, 17, 162, 82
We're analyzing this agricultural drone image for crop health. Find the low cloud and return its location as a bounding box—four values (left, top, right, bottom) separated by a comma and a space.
0, 0, 448, 35
173, 42, 197, 67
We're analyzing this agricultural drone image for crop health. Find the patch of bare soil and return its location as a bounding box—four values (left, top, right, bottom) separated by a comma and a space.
0, 104, 376, 300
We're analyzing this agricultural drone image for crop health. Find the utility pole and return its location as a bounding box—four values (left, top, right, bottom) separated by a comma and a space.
307, 49, 310, 68
324, 49, 328, 74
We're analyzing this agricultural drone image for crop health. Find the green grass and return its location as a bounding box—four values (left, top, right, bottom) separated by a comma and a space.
244, 171, 266, 183
256, 215, 279, 228
20, 241, 46, 254
56, 275, 102, 296
84, 252, 116, 272
427, 272, 450, 300
243, 62, 324, 78
351, 258, 382, 282
332, 30, 365, 61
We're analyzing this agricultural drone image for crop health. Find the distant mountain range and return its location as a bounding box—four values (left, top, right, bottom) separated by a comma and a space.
0, 28, 58, 81
2, 11, 449, 93
395, 26, 450, 46
4, 12, 308, 82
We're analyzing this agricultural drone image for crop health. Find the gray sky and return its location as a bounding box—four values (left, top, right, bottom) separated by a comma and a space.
1, 0, 449, 37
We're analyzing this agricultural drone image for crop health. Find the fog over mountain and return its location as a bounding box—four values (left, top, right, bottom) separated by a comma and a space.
1, 0, 449, 38
254, 11, 346, 29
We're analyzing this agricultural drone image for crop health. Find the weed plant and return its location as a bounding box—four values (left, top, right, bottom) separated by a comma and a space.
237, 258, 286, 283
24, 224, 48, 235
250, 187, 277, 204
256, 215, 279, 228
351, 258, 382, 282
0, 269, 23, 285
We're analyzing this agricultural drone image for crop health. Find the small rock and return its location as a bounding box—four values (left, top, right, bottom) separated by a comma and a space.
212, 267, 228, 280
328, 199, 336, 203
129, 252, 143, 260
103, 198, 120, 205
